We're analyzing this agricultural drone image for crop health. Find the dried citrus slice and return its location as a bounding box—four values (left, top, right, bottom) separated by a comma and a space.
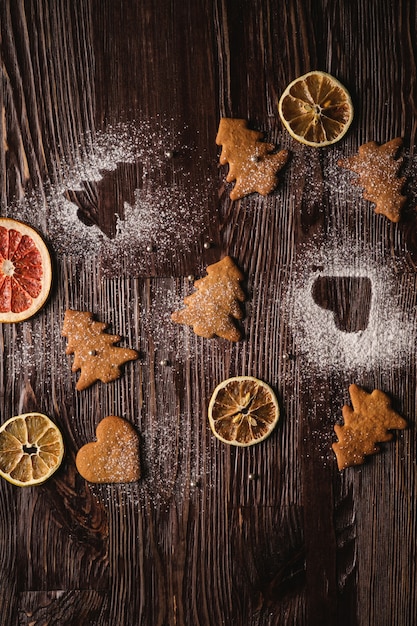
208, 376, 280, 446
0, 217, 52, 323
278, 71, 353, 147
0, 412, 64, 486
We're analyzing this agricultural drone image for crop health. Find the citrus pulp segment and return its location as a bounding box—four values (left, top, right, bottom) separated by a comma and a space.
278, 71, 353, 147
0, 218, 52, 323
208, 376, 280, 446
0, 413, 64, 486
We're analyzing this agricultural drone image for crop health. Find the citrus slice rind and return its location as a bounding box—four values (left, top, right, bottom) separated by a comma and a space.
278, 71, 353, 147
0, 413, 64, 486
0, 218, 52, 323
208, 376, 280, 447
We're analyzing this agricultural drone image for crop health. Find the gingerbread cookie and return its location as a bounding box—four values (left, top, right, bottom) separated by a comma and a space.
171, 256, 245, 341
216, 118, 289, 200
332, 384, 407, 470
338, 138, 406, 222
76, 416, 141, 483
62, 310, 138, 391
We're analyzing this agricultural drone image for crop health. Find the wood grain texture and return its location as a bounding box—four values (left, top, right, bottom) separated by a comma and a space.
0, 0, 417, 624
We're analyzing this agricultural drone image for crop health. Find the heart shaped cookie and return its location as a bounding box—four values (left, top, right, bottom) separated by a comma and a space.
76, 416, 141, 483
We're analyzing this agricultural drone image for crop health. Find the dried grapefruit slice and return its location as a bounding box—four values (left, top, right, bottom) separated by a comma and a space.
278, 71, 353, 147
208, 376, 280, 446
0, 412, 64, 486
0, 218, 52, 323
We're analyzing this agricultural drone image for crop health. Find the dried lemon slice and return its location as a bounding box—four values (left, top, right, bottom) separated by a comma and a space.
0, 413, 64, 486
278, 71, 353, 147
208, 376, 280, 446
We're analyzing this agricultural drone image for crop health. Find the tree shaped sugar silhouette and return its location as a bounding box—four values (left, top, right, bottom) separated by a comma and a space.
64, 161, 142, 238
338, 138, 406, 223
216, 118, 289, 200
171, 256, 245, 341
332, 384, 407, 470
62, 310, 138, 390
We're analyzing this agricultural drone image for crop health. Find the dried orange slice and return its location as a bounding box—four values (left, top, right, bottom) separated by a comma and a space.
278, 71, 353, 147
208, 376, 280, 446
0, 412, 64, 486
0, 218, 52, 323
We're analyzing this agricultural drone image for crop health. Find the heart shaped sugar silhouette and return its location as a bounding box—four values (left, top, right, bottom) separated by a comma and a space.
311, 276, 372, 333
76, 416, 141, 483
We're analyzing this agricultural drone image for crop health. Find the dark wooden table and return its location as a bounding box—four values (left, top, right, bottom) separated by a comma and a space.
1, 1, 417, 624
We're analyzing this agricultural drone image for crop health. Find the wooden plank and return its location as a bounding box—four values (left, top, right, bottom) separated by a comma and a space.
0, 0, 417, 624
18, 590, 110, 625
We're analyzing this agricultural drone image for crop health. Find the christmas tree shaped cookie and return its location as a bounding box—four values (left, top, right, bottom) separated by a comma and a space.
216, 118, 289, 200
62, 310, 138, 391
338, 138, 406, 222
332, 384, 407, 470
171, 256, 245, 341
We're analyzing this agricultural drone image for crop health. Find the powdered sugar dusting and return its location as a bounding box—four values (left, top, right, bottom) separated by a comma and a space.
8, 120, 213, 274
284, 236, 416, 374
